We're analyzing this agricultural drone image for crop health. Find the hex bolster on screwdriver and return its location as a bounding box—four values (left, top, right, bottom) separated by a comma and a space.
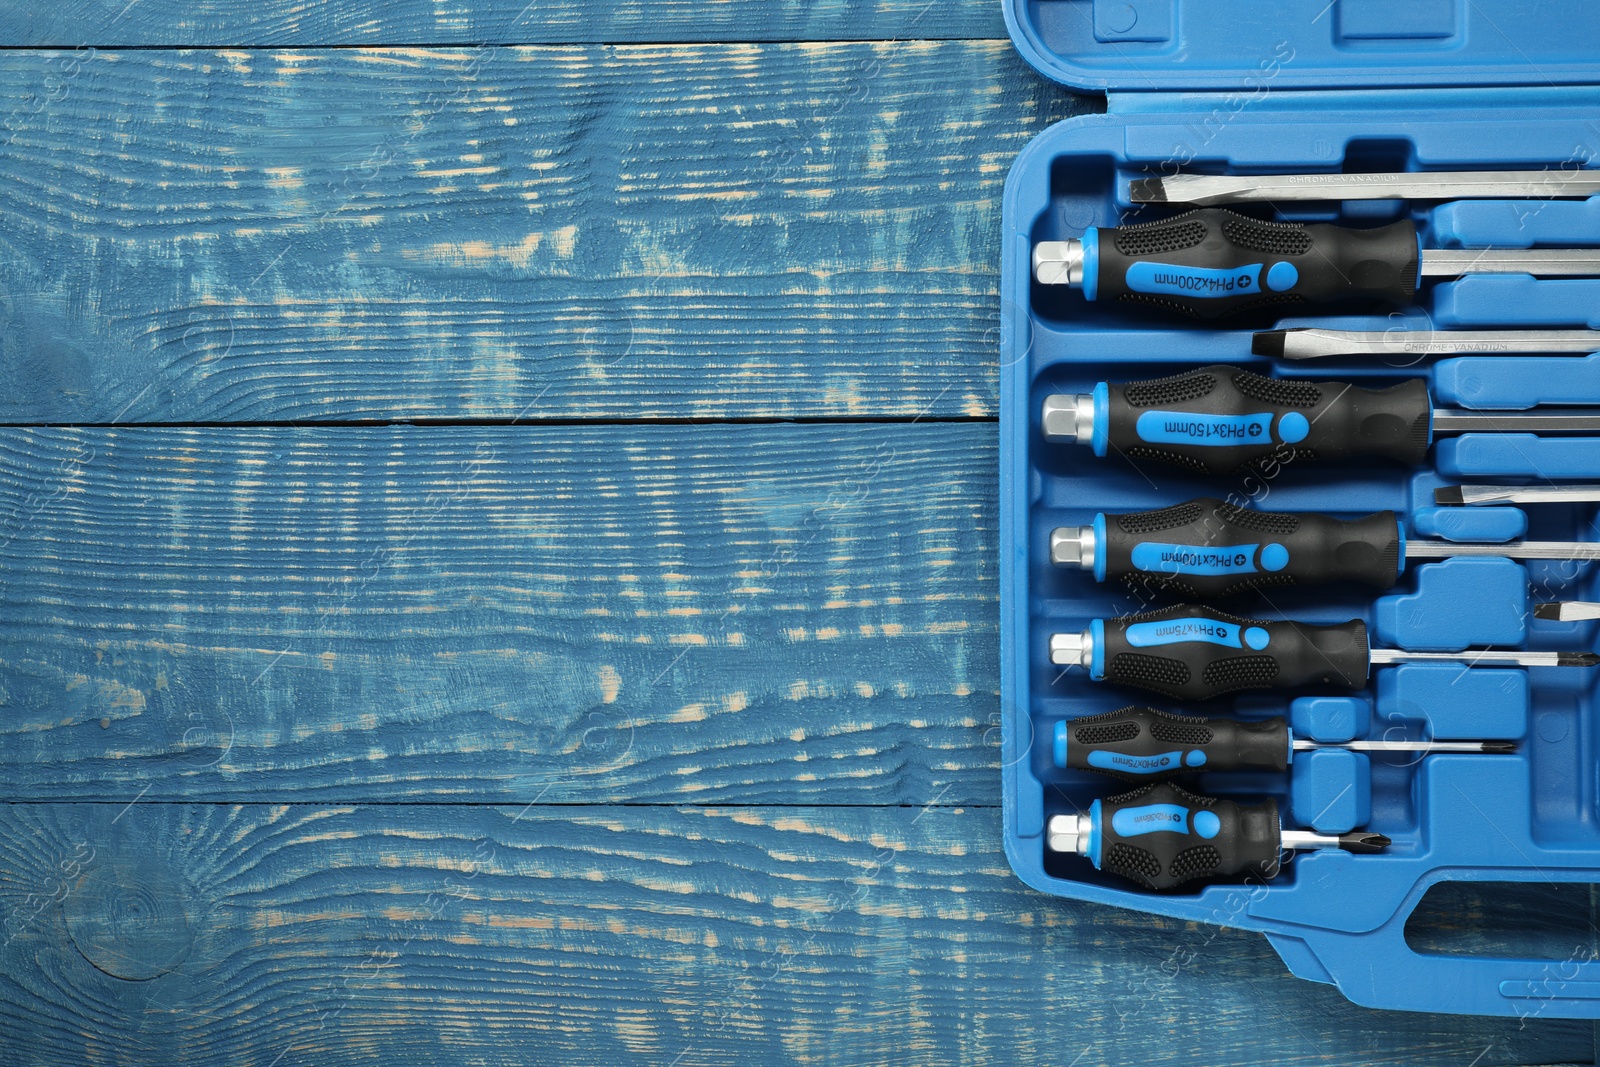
1041, 364, 1600, 476
1049, 604, 1600, 702
1046, 782, 1389, 891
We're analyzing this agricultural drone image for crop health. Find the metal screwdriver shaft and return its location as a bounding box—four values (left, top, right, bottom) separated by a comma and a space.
1052, 706, 1512, 784
1535, 602, 1600, 622
1253, 327, 1600, 361
1436, 484, 1600, 506
1050, 604, 1599, 702
1046, 782, 1389, 891
1129, 169, 1600, 206
1041, 365, 1600, 476
1051, 496, 1600, 600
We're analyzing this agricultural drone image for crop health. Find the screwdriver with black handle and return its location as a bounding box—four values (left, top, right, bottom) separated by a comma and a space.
1042, 364, 1600, 476
1046, 782, 1389, 891
1051, 604, 1599, 702
1032, 207, 1600, 320
1052, 496, 1600, 600
1051, 705, 1513, 783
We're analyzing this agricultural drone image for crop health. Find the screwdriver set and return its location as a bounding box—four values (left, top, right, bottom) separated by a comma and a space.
997, 1, 1600, 1018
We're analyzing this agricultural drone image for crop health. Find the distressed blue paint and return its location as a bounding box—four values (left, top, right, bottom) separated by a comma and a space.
0, 1, 1004, 46
0, 803, 1588, 1067
0, 44, 1087, 423
0, 423, 996, 804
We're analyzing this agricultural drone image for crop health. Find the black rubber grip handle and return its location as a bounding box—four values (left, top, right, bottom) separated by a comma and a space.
1103, 364, 1432, 475
1058, 706, 1290, 782
1095, 603, 1370, 701
1098, 496, 1403, 599
1094, 781, 1281, 891
1093, 208, 1418, 320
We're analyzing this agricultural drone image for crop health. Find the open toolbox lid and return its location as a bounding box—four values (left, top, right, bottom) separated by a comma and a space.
1004, 0, 1600, 93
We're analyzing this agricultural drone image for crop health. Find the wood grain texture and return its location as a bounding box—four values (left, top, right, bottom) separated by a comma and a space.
0, 0, 1005, 47
0, 803, 1588, 1067
0, 43, 1088, 424
0, 423, 997, 804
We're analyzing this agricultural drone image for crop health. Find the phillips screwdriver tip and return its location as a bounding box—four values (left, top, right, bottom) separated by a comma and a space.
1249, 329, 1291, 358
1482, 741, 1519, 755
1559, 652, 1600, 667
1432, 486, 1465, 506
1338, 832, 1391, 854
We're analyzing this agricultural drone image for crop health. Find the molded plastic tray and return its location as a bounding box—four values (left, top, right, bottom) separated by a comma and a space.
999, 91, 1600, 1015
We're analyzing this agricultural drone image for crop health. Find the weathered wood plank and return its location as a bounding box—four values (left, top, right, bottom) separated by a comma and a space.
0, 423, 998, 804
0, 44, 1087, 424
0, 803, 1585, 1067
0, 0, 1005, 47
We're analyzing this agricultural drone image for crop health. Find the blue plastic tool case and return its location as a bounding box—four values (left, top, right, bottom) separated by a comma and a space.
997, 1, 1600, 1016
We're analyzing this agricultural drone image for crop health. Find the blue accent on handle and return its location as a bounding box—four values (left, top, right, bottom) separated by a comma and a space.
1277, 411, 1310, 444
1091, 382, 1109, 458
1052, 720, 1068, 768
1085, 799, 1102, 869
1089, 619, 1106, 680
1243, 626, 1271, 650
1129, 540, 1261, 576
1266, 261, 1300, 292
1092, 512, 1107, 582
1134, 409, 1274, 446
1124, 261, 1262, 298
1396, 520, 1407, 571
1259, 543, 1290, 572
1184, 750, 1207, 768
1111, 803, 1190, 837
1192, 810, 1222, 839
1125, 618, 1243, 648
1285, 728, 1295, 765
1088, 749, 1185, 774
1081, 226, 1100, 302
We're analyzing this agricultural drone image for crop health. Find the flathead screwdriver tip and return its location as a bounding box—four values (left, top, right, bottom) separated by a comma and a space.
1338, 832, 1390, 854
1432, 486, 1465, 506
1249, 329, 1292, 358
1533, 602, 1565, 621
1127, 176, 1168, 203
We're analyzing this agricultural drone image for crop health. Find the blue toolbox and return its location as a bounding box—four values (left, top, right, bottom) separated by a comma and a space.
997, 1, 1600, 1016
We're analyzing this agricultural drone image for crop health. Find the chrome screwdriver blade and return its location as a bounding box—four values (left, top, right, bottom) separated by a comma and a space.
1534, 602, 1600, 622
1421, 248, 1600, 278
1436, 484, 1600, 506
1131, 170, 1600, 206
1254, 327, 1600, 361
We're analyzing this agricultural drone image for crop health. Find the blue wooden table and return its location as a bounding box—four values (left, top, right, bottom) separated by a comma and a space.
0, 4, 1595, 1063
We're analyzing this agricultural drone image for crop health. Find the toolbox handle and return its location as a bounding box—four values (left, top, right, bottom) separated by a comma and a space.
1267, 874, 1600, 1019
